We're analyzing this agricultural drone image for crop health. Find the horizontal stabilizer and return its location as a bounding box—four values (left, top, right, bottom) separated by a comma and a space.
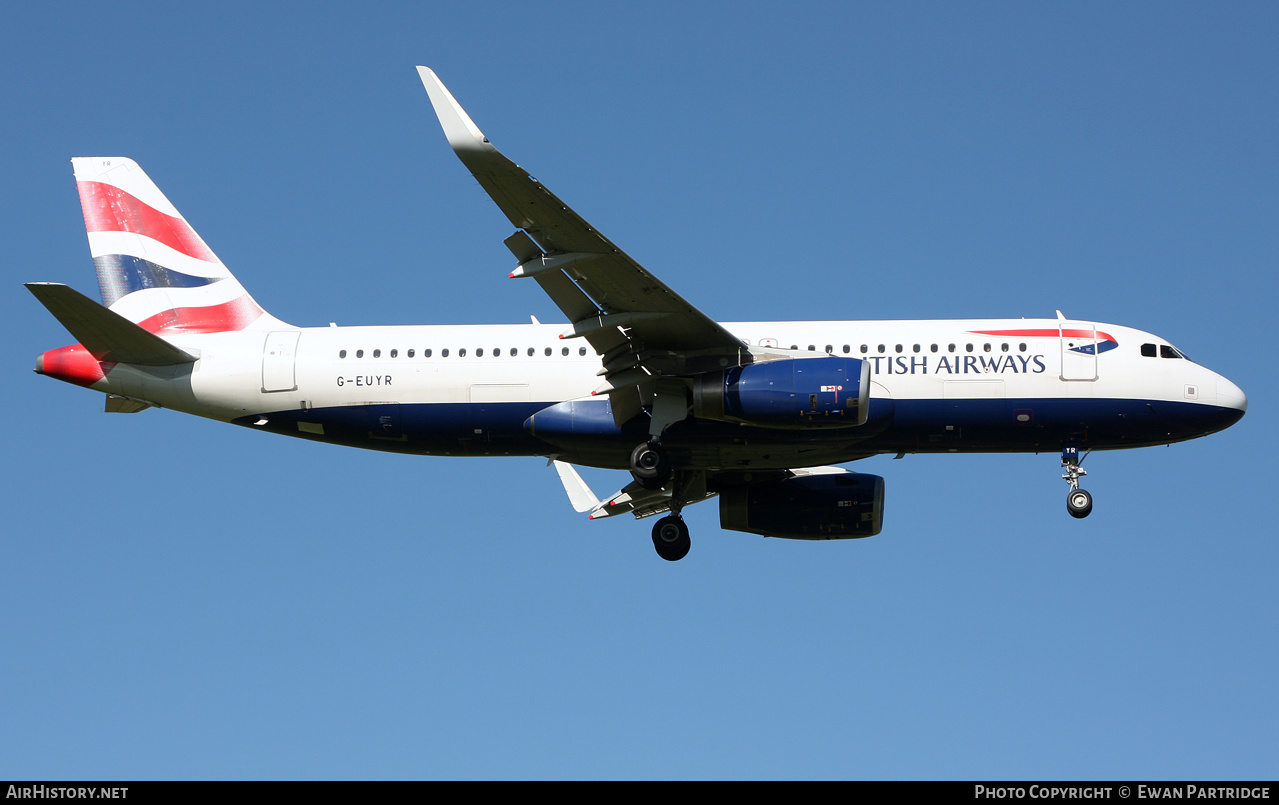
26, 282, 197, 366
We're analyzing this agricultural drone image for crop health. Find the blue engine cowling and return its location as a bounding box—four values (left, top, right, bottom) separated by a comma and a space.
693, 356, 871, 428
719, 472, 885, 540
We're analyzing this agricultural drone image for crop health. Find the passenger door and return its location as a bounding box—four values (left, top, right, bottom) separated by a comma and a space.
1059, 322, 1097, 381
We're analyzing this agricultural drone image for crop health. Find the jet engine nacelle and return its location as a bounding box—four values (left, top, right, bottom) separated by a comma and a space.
719, 472, 885, 540
693, 356, 871, 428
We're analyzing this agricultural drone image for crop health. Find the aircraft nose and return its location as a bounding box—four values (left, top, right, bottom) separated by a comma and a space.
1217, 376, 1247, 414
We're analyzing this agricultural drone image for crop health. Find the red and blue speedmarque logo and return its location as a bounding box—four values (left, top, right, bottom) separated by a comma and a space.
969, 328, 1119, 355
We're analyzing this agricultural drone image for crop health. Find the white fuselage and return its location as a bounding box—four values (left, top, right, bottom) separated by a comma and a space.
74, 315, 1244, 471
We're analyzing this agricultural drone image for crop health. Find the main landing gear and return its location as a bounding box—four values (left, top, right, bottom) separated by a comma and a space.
630, 440, 671, 489
652, 514, 691, 562
1061, 445, 1093, 519
630, 441, 690, 560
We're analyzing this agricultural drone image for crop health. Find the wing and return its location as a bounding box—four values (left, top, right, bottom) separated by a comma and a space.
418, 67, 746, 425
552, 461, 871, 523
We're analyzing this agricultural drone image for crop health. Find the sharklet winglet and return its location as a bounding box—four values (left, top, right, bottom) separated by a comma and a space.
552, 460, 601, 514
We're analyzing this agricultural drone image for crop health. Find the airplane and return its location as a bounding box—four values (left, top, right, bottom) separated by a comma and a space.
26, 66, 1247, 561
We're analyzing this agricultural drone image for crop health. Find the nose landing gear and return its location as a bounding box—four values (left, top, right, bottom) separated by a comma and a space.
1061, 445, 1093, 519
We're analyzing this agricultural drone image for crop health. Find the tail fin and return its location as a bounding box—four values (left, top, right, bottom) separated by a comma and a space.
72, 157, 288, 333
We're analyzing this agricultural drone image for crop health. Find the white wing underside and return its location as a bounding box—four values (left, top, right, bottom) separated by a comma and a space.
552, 460, 852, 522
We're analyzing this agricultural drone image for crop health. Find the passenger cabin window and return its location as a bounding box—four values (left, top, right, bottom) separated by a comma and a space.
356, 349, 364, 358
339, 350, 347, 358
424, 349, 432, 358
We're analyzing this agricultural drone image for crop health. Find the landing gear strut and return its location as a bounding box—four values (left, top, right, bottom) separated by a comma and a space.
1061, 445, 1093, 519
648, 468, 692, 561
629, 443, 691, 560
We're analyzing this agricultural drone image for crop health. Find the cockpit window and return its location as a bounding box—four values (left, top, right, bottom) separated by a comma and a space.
1160, 345, 1186, 360
1141, 343, 1157, 357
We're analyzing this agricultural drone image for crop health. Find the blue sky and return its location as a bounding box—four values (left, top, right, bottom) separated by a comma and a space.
2, 1, 1275, 780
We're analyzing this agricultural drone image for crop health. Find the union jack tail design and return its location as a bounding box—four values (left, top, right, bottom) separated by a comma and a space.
72, 157, 287, 333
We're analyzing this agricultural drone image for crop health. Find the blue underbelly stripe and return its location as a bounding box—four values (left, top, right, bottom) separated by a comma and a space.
243, 396, 1243, 457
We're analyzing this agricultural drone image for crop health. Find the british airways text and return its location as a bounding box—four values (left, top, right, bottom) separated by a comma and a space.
865, 354, 1047, 375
